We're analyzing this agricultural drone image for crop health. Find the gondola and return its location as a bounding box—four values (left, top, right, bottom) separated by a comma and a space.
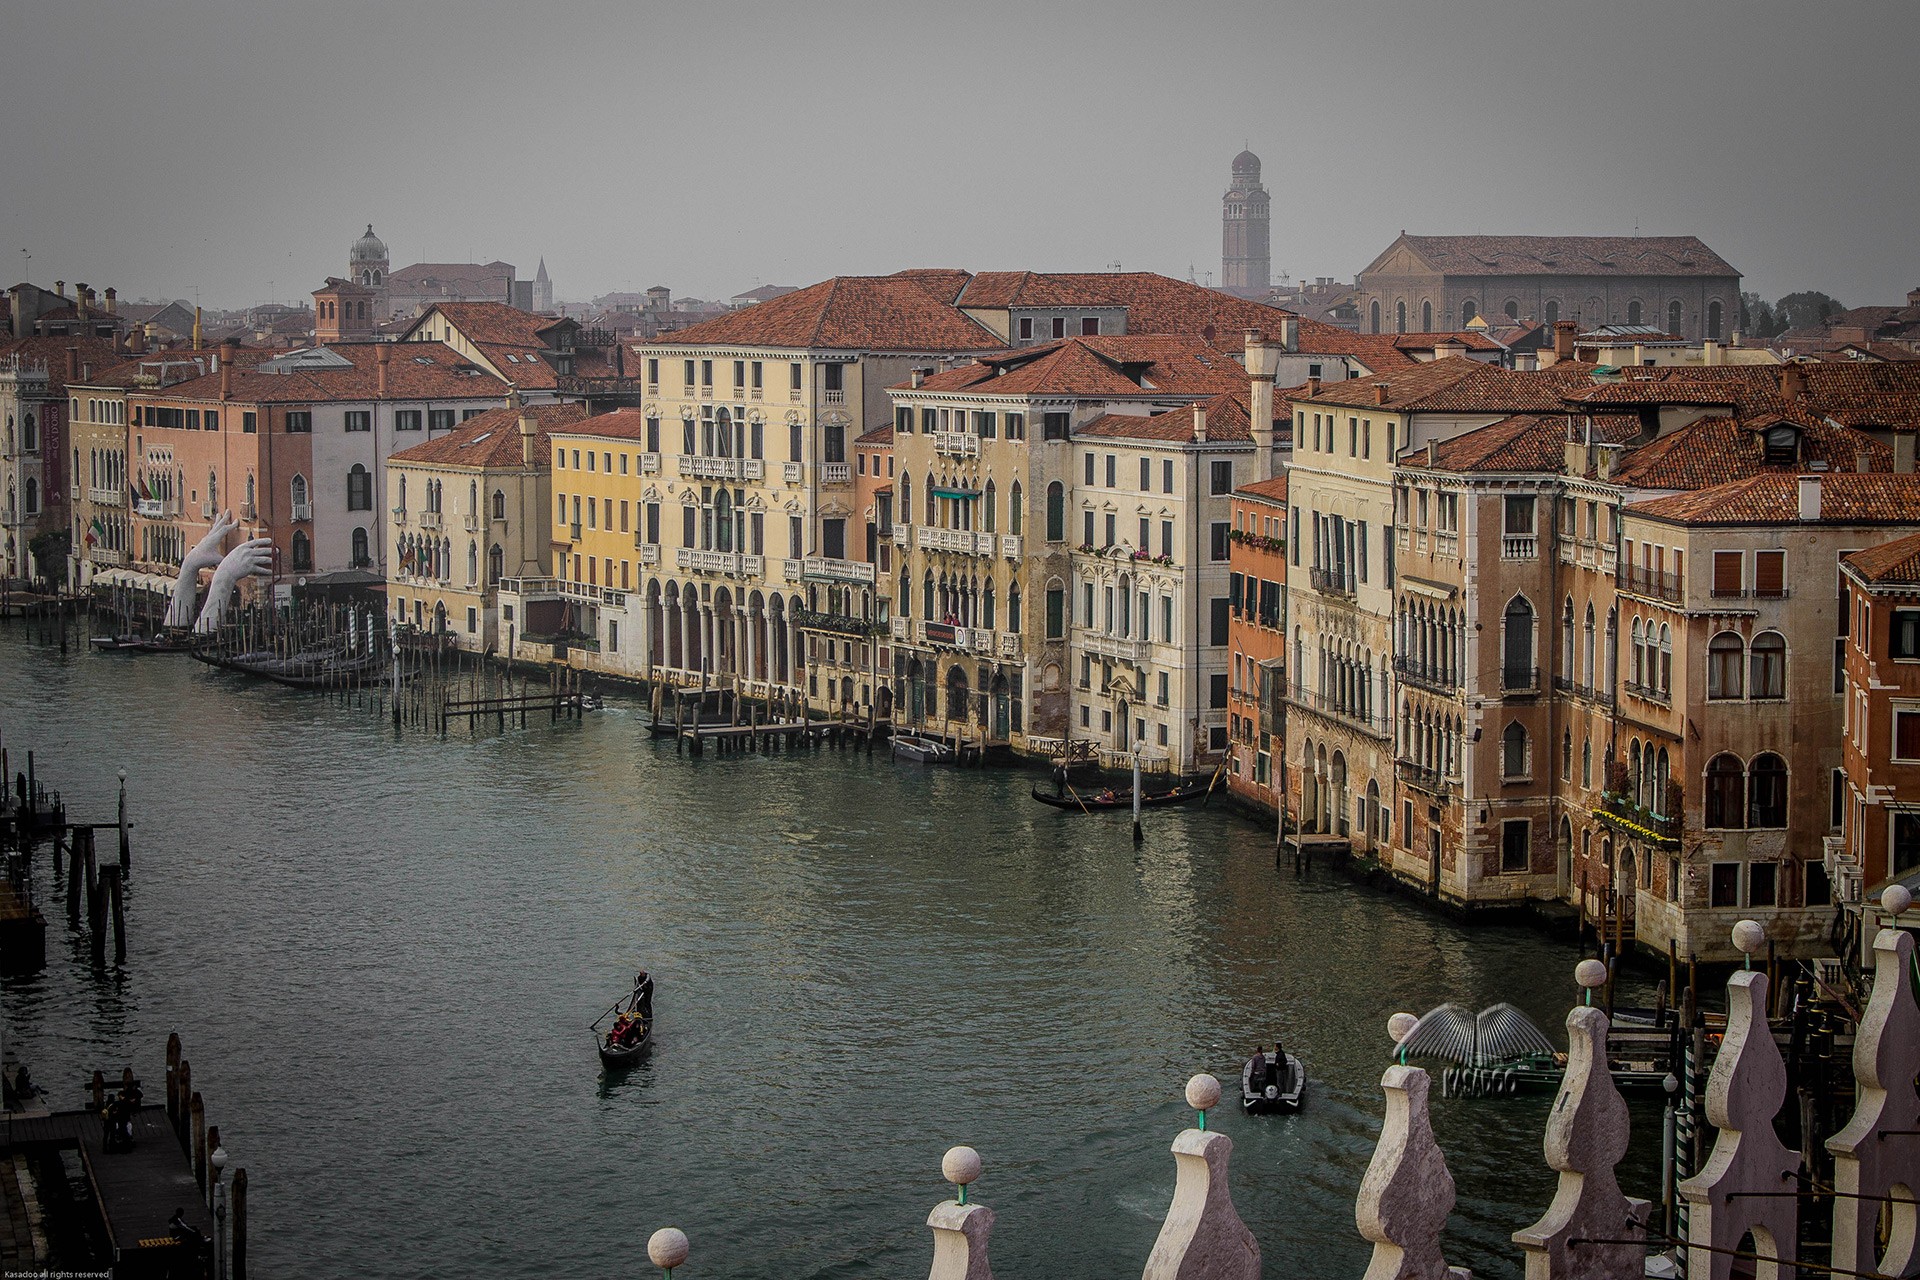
89, 634, 149, 652
590, 979, 654, 1068
1241, 1049, 1307, 1114
1028, 779, 1212, 810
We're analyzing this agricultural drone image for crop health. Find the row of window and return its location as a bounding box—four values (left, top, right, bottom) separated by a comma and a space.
1366, 298, 1724, 338
894, 407, 1031, 442
1298, 411, 1386, 460
133, 406, 477, 434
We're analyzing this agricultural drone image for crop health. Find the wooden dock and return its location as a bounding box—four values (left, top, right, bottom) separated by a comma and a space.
5, 1107, 213, 1273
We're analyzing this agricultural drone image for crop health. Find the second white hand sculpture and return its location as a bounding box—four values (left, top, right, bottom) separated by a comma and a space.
165, 510, 241, 628
192, 537, 275, 633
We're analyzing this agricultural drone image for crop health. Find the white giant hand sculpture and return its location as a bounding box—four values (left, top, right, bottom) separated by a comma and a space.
192, 537, 275, 634
165, 511, 239, 628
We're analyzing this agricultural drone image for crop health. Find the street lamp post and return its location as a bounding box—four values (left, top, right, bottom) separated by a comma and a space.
210, 1144, 229, 1280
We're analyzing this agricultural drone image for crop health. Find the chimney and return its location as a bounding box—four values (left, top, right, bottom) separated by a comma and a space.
54, 281, 64, 300
910, 367, 927, 389
1191, 403, 1207, 443
1781, 362, 1807, 403
1895, 432, 1916, 474
1245, 330, 1277, 481
8, 287, 24, 339
513, 390, 536, 465
1552, 320, 1577, 362
377, 342, 391, 398
220, 357, 232, 401
1277, 315, 1298, 353
192, 306, 203, 350
1798, 475, 1822, 521
104, 287, 116, 315
1631, 344, 1645, 367
74, 285, 89, 320
1702, 340, 1721, 367
1372, 382, 1389, 407
1305, 375, 1320, 398
64, 346, 78, 383
126, 326, 145, 356
1857, 450, 1872, 474
1730, 330, 1743, 348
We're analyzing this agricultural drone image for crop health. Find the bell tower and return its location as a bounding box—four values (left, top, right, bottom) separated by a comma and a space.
348, 224, 390, 316
1222, 151, 1270, 298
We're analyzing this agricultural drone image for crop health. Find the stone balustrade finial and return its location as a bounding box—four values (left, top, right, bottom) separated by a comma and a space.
1826, 922, 1918, 1277
1676, 925, 1798, 1280
648, 1227, 690, 1277
1143, 1074, 1259, 1280
928, 1146, 994, 1280
1513, 966, 1642, 1279
1357, 1064, 1471, 1280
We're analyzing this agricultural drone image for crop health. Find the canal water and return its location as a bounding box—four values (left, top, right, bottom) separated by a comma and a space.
0, 625, 1665, 1279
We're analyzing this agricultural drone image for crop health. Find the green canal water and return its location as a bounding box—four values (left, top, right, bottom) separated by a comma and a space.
0, 626, 1664, 1278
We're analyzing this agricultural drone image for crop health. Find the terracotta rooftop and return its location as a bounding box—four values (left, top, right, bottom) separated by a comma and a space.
1076, 392, 1254, 444
129, 342, 507, 404
1606, 415, 1891, 489
1401, 414, 1577, 474
648, 275, 1004, 352
387, 402, 587, 469
0, 336, 122, 392
1565, 362, 1920, 430
855, 424, 893, 446
1301, 358, 1600, 413
1843, 532, 1920, 585
1235, 475, 1289, 503
903, 335, 1252, 400
1627, 472, 1920, 526
1384, 234, 1738, 279
548, 407, 653, 442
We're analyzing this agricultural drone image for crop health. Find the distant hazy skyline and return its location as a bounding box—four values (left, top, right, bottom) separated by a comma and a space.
5, 0, 1914, 312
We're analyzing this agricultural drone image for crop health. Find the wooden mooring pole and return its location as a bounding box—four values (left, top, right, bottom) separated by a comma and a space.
232, 1166, 248, 1280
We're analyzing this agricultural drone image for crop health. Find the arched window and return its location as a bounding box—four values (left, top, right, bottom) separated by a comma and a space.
1705, 753, 1745, 829
1009, 481, 1023, 535
488, 543, 504, 584
351, 526, 369, 567
1421, 300, 1433, 330
924, 473, 935, 525
1008, 584, 1021, 633
1654, 747, 1671, 815
1561, 730, 1573, 781
1707, 631, 1744, 699
347, 464, 372, 511
1631, 618, 1645, 687
1749, 631, 1786, 699
492, 489, 505, 520
1544, 300, 1560, 325
1502, 722, 1530, 779
1657, 623, 1672, 694
1630, 740, 1644, 806
467, 541, 478, 584
1460, 300, 1477, 325
23, 477, 37, 514
1504, 299, 1519, 320
1707, 300, 1723, 340
1395, 301, 1407, 333
1045, 481, 1064, 542
1503, 595, 1534, 687
1563, 598, 1576, 677
982, 582, 996, 630
1626, 300, 1642, 326
1370, 300, 1381, 333
398, 475, 407, 510
291, 529, 313, 571
469, 480, 477, 514
1668, 300, 1684, 336
1749, 753, 1787, 828
900, 474, 913, 523
291, 473, 309, 509
1582, 737, 1592, 789
923, 572, 935, 620
984, 480, 997, 534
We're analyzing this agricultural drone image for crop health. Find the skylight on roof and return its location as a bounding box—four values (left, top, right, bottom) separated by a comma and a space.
413, 356, 433, 364
463, 432, 492, 446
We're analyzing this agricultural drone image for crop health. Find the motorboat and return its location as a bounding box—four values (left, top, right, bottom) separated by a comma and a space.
891, 733, 955, 764
1241, 1048, 1306, 1114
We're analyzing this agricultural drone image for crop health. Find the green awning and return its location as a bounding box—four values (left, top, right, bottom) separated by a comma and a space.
932, 486, 978, 500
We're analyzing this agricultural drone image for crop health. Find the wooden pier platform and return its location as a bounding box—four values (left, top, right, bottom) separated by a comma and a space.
0, 878, 45, 973
6, 1106, 212, 1273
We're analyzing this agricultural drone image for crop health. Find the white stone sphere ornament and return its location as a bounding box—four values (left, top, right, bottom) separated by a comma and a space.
1185, 1072, 1222, 1129
942, 1144, 982, 1205
1388, 1011, 1419, 1062
1731, 918, 1766, 969
1885, 883, 1913, 920
1575, 957, 1609, 1005
648, 1227, 690, 1276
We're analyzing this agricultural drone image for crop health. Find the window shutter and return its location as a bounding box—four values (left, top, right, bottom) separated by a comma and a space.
1755, 550, 1784, 597
1713, 551, 1743, 596
1898, 711, 1920, 761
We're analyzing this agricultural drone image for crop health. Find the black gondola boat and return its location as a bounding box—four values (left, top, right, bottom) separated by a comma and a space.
1241, 1050, 1307, 1114
590, 981, 654, 1068
1028, 779, 1212, 810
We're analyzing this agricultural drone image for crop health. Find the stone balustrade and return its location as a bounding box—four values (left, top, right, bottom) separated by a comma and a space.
633, 903, 1918, 1280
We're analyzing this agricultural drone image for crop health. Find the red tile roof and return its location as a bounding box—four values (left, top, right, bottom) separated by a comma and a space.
1402, 414, 1575, 474
648, 276, 1004, 352
904, 335, 1252, 400
1302, 358, 1600, 413
1389, 234, 1738, 279
1607, 415, 1890, 489
1235, 475, 1289, 503
548, 407, 653, 442
0, 336, 122, 392
132, 342, 507, 404
1627, 472, 1920, 525
1843, 532, 1920, 585
1565, 363, 1920, 430
1077, 392, 1254, 444
1391, 330, 1506, 353
387, 402, 587, 469
855, 424, 893, 446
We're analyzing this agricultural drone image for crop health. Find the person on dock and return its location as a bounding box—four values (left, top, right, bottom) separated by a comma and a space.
634, 969, 654, 1021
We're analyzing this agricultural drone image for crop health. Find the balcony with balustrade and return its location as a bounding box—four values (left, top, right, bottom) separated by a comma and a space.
782, 461, 804, 484
1395, 759, 1453, 798
822, 462, 852, 485
641, 453, 661, 473
88, 487, 123, 507
998, 534, 1022, 559
419, 510, 443, 531
891, 524, 910, 548
635, 542, 661, 565
678, 455, 764, 482
916, 526, 986, 555
1288, 684, 1390, 739
1082, 629, 1151, 666
1500, 534, 1537, 560
1500, 665, 1540, 695
1392, 655, 1458, 696
933, 431, 980, 458
1307, 567, 1355, 598
1616, 565, 1682, 604
802, 557, 877, 585
292, 502, 312, 523
675, 547, 762, 578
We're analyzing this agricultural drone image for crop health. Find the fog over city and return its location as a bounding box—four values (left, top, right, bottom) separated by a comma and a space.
3, 0, 1916, 311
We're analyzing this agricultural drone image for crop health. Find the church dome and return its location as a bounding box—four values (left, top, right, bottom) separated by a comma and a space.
1232, 150, 1261, 181
351, 224, 387, 263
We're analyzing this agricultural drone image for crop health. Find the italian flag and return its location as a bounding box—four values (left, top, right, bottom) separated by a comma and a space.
85, 517, 104, 547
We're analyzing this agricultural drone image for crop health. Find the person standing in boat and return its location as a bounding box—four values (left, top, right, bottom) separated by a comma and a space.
634, 970, 654, 1021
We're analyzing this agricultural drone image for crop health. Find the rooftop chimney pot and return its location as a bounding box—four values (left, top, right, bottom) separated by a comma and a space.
1798, 474, 1822, 521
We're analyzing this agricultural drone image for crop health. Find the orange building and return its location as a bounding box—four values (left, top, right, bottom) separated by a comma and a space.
1226, 474, 1287, 811
1836, 532, 1920, 946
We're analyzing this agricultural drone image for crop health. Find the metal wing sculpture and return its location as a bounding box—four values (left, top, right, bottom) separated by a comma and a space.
1393, 1002, 1556, 1067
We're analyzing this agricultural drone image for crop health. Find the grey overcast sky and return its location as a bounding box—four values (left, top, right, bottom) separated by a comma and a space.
4, 0, 1914, 311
